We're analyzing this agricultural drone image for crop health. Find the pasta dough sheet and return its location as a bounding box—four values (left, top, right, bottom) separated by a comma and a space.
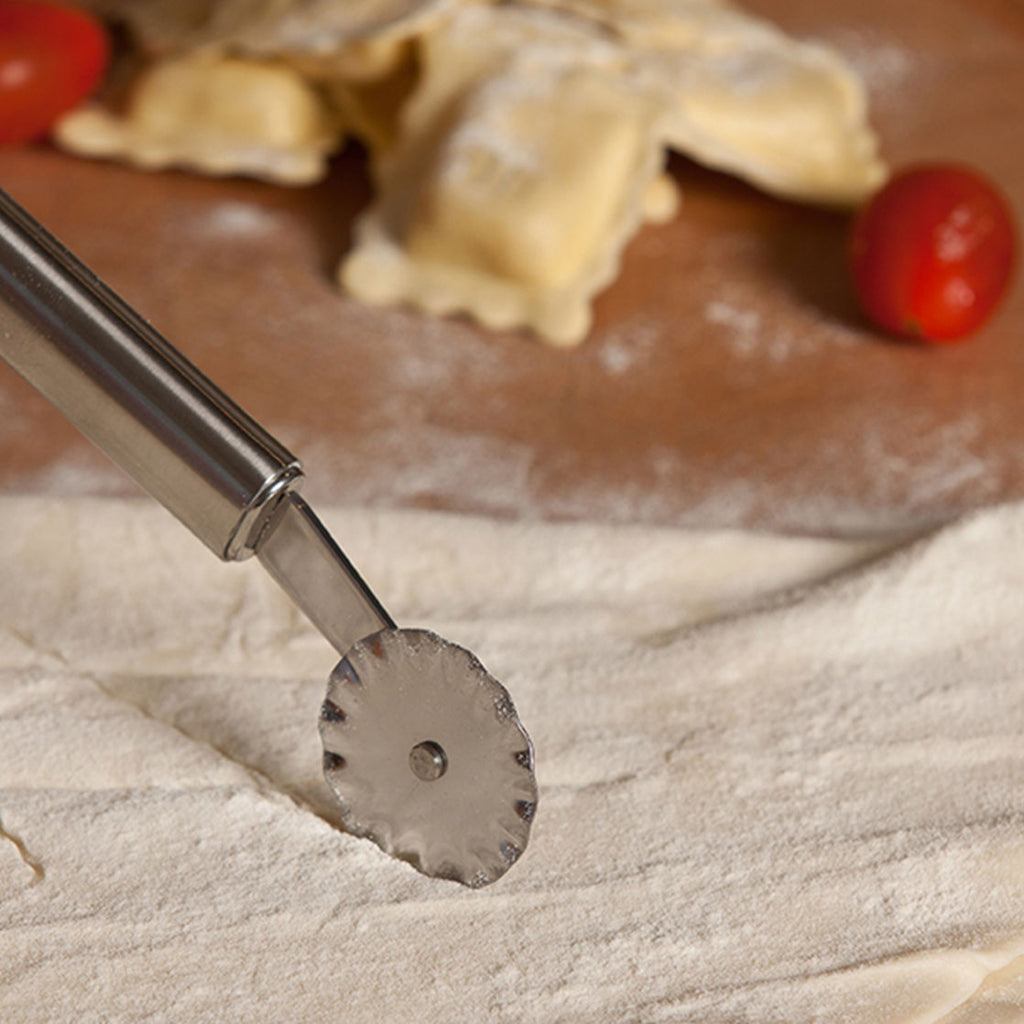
2, 495, 1024, 1021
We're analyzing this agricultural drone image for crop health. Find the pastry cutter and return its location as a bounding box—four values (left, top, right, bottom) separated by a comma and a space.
0, 188, 536, 888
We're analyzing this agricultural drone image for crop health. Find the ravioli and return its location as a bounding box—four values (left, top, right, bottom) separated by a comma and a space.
342, 5, 668, 344
55, 52, 342, 185
58, 0, 886, 344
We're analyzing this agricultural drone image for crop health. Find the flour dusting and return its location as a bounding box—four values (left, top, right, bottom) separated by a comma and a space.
1, 495, 1024, 1021
190, 199, 283, 240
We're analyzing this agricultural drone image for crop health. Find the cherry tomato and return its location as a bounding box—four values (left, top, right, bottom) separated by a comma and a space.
0, 1, 109, 145
850, 164, 1016, 343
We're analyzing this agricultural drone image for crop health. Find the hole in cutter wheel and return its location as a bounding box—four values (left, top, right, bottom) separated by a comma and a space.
409, 740, 448, 781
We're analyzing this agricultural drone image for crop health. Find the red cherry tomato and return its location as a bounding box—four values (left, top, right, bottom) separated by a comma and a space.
0, 1, 109, 145
850, 164, 1017, 343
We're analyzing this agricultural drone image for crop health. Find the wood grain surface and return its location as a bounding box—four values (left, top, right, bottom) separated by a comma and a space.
1, 0, 1022, 536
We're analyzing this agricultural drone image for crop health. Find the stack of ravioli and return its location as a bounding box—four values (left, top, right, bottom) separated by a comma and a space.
61, 0, 886, 343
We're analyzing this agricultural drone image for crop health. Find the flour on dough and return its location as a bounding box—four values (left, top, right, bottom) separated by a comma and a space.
534, 0, 885, 201
77, 0, 468, 63
341, 5, 668, 345
601, 0, 886, 203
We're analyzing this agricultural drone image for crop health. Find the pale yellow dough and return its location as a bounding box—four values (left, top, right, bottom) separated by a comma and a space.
55, 53, 342, 185
544, 0, 885, 202
602, 0, 887, 204
342, 5, 667, 344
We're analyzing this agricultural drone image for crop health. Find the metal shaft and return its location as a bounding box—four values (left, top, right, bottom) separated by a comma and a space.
257, 492, 393, 655
0, 187, 300, 560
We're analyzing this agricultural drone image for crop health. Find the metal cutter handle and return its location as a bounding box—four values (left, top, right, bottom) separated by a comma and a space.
0, 186, 300, 561
0, 188, 392, 653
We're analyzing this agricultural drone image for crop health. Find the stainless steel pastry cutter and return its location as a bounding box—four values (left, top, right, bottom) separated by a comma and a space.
0, 188, 536, 887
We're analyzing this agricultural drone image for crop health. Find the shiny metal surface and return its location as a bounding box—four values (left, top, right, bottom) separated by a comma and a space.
257, 493, 394, 655
0, 188, 301, 559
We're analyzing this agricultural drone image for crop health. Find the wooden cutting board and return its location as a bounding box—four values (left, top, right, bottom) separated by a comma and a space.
1, 0, 1022, 536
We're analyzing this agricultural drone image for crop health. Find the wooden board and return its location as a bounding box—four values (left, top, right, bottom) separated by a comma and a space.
1, 0, 1023, 536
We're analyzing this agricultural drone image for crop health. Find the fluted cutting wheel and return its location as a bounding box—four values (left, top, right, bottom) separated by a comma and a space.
319, 628, 537, 887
